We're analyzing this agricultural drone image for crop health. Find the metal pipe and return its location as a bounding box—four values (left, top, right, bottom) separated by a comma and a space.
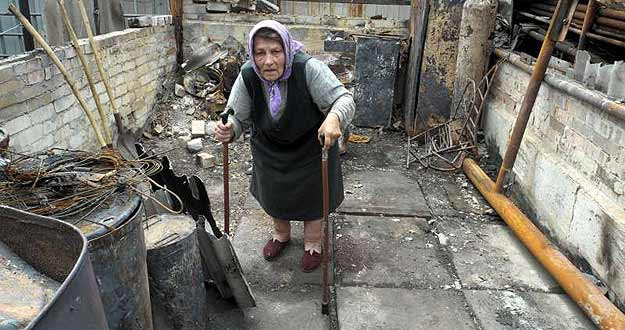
463, 158, 625, 330
578, 0, 598, 50
494, 48, 625, 122
529, 3, 625, 33
520, 26, 577, 57
494, 0, 576, 192
321, 145, 330, 315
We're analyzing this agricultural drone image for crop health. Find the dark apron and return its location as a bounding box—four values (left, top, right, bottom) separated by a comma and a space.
241, 52, 344, 221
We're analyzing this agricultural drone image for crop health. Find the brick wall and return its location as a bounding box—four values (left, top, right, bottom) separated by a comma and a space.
0, 26, 176, 153
182, 0, 408, 56
483, 61, 625, 306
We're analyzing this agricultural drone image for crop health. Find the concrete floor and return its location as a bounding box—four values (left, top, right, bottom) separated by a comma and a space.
204, 129, 596, 330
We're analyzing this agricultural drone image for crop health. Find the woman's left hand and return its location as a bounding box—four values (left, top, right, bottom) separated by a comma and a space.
318, 113, 341, 151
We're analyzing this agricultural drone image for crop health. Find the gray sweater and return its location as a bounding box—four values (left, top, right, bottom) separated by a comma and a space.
225, 57, 355, 141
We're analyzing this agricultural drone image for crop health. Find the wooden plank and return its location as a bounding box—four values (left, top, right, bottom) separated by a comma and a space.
402, 0, 429, 136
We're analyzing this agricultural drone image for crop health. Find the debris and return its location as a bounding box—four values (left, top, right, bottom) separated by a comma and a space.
191, 120, 206, 137
348, 134, 371, 144
196, 152, 216, 168
353, 183, 363, 188
453, 280, 462, 290
404, 237, 414, 242
256, 0, 279, 14
153, 124, 164, 135
205, 121, 217, 137
177, 134, 192, 148
437, 233, 449, 246
143, 131, 153, 139
175, 83, 186, 97
187, 138, 203, 153
186, 108, 195, 116
391, 218, 400, 222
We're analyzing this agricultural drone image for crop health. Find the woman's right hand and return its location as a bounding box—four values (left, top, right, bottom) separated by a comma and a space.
214, 121, 234, 143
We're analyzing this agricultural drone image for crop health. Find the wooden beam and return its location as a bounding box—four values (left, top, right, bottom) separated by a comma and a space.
170, 0, 183, 64
403, 0, 429, 136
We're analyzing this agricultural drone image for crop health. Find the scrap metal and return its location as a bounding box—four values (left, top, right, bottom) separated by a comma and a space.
406, 60, 502, 171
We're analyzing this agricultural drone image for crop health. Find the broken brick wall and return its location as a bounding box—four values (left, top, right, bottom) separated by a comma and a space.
0, 25, 176, 153
182, 0, 408, 59
483, 61, 625, 307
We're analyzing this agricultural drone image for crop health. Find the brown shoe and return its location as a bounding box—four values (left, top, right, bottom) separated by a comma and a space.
263, 239, 289, 261
301, 250, 322, 273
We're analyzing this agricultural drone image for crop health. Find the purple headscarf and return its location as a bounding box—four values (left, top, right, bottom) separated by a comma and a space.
248, 20, 303, 118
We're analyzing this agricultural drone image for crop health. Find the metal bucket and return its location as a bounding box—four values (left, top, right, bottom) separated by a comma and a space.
87, 200, 153, 330
145, 214, 209, 330
0, 205, 108, 330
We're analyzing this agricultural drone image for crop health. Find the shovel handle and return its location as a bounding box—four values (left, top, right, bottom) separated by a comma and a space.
221, 109, 233, 234
8, 4, 107, 148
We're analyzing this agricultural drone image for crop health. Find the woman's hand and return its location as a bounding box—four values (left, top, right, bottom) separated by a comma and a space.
318, 113, 341, 151
214, 121, 234, 143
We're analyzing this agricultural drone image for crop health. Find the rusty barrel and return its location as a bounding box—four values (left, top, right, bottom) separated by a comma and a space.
84, 195, 153, 330
0, 206, 108, 330
144, 214, 208, 330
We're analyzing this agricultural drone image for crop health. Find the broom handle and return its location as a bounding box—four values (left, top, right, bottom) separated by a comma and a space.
57, 0, 113, 145
76, 0, 124, 132
8, 4, 107, 148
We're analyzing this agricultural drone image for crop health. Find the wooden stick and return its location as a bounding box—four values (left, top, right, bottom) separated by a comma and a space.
57, 0, 113, 145
76, 0, 122, 131
8, 4, 106, 148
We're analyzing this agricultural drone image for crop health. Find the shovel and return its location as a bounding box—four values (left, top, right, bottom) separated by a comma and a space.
319, 134, 330, 315
76, 0, 138, 159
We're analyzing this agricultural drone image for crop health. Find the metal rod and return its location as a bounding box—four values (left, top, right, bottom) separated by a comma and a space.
494, 48, 625, 122
17, 0, 34, 51
220, 110, 233, 235
494, 0, 576, 193
520, 26, 577, 56
7, 4, 107, 148
58, 0, 113, 145
464, 158, 625, 330
578, 0, 598, 50
519, 10, 625, 48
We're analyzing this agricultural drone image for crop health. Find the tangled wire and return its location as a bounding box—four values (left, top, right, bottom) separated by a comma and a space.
0, 148, 163, 224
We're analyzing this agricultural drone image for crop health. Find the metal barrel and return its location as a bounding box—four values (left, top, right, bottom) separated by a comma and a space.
0, 206, 109, 330
87, 201, 153, 330
144, 214, 209, 330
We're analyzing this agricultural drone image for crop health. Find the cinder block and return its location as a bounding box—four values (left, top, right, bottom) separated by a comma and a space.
191, 120, 206, 137
196, 152, 215, 168
187, 138, 203, 153
4, 115, 31, 135
177, 133, 192, 148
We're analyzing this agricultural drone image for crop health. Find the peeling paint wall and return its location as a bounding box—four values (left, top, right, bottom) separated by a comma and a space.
483, 61, 625, 308
280, 1, 411, 21
414, 0, 465, 131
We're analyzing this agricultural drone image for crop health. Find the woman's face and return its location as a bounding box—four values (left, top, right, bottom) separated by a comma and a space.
253, 36, 285, 82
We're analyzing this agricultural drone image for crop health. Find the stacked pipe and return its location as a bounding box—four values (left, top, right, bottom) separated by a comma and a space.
518, 0, 625, 48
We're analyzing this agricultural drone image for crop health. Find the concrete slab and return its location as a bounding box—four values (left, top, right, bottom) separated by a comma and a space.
337, 286, 478, 330
338, 170, 431, 218
206, 286, 330, 330
232, 202, 334, 290
335, 215, 451, 288
464, 290, 595, 330
440, 220, 560, 292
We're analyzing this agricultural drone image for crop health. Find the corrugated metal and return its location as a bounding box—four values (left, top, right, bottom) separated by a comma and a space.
280, 0, 410, 20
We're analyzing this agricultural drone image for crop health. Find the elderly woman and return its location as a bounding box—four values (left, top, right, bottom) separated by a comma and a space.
214, 20, 354, 272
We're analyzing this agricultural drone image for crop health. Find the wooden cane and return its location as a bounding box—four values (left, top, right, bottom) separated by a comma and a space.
320, 134, 330, 315
8, 4, 107, 148
220, 109, 234, 235
57, 0, 112, 145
